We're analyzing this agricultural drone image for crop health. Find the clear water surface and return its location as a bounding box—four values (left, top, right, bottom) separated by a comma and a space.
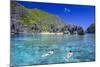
11, 34, 95, 66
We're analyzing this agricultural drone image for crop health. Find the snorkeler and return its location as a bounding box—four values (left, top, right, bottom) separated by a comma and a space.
67, 50, 74, 59
64, 50, 74, 61
41, 50, 54, 58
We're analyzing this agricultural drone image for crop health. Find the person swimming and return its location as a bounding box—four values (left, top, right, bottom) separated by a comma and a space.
64, 50, 74, 61
41, 50, 54, 58
67, 50, 74, 59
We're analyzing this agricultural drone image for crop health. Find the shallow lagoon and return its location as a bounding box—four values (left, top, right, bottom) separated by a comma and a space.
11, 34, 95, 66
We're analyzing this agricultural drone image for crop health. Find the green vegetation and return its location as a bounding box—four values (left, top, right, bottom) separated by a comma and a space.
86, 23, 95, 33
11, 1, 65, 32
11, 1, 85, 35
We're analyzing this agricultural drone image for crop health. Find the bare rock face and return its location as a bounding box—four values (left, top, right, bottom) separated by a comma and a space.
62, 25, 84, 35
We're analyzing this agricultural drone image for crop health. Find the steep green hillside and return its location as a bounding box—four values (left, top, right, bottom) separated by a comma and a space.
11, 1, 65, 33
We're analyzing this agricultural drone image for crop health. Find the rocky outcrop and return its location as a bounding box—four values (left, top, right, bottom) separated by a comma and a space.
62, 25, 84, 35
11, 1, 65, 35
86, 23, 95, 33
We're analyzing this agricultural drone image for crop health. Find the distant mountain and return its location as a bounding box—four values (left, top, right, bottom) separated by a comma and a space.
11, 1, 84, 35
86, 23, 95, 33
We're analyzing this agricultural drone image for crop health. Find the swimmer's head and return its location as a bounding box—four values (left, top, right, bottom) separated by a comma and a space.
69, 50, 72, 52
51, 49, 54, 51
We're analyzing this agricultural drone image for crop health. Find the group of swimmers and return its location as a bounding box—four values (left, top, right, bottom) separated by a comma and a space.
41, 50, 74, 61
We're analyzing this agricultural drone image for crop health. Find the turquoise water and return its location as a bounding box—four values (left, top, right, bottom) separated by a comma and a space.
11, 34, 95, 66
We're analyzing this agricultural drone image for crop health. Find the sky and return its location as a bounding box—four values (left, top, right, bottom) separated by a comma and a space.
17, 1, 95, 30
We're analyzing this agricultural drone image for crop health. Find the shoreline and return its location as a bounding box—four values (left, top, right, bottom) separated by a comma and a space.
40, 32, 63, 35
11, 32, 64, 35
